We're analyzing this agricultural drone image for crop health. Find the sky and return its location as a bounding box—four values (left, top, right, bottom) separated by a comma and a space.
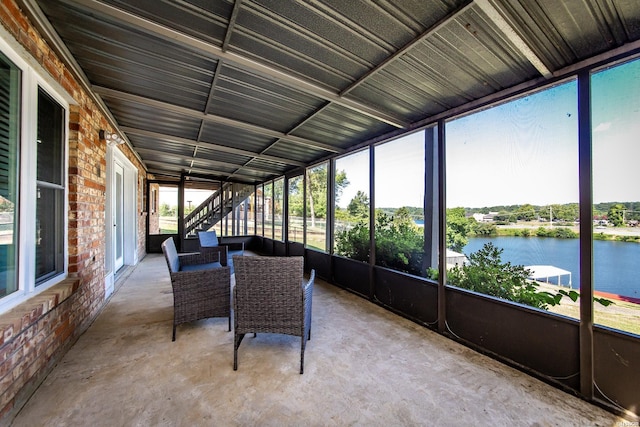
446, 59, 640, 208
334, 132, 426, 209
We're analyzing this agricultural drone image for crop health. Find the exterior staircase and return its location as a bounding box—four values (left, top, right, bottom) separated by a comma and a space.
184, 183, 253, 237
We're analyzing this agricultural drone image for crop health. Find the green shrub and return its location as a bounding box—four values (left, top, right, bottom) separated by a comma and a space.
335, 211, 425, 276
447, 243, 560, 309
447, 243, 612, 310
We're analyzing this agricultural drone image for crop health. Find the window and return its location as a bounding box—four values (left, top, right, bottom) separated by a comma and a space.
305, 163, 328, 251
287, 175, 303, 243
256, 184, 263, 236
374, 133, 426, 276
223, 183, 253, 236
591, 58, 640, 335
0, 51, 20, 298
0, 37, 69, 310
446, 81, 579, 311
36, 88, 65, 284
263, 181, 273, 239
273, 178, 284, 241
334, 149, 370, 260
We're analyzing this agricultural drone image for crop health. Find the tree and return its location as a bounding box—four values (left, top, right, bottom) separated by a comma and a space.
305, 166, 349, 226
393, 206, 414, 227
516, 204, 536, 221
608, 203, 626, 227
347, 191, 369, 219
159, 203, 173, 217
288, 176, 304, 217
447, 207, 472, 252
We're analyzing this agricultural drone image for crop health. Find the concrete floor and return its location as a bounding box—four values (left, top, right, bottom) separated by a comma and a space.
11, 254, 624, 426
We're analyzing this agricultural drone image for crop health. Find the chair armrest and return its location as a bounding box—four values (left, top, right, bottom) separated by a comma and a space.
200, 245, 228, 266
220, 240, 245, 252
179, 251, 220, 266
171, 265, 229, 282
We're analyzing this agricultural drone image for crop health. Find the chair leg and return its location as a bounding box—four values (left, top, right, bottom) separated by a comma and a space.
234, 333, 245, 371
300, 336, 306, 374
172, 325, 176, 342
228, 316, 231, 332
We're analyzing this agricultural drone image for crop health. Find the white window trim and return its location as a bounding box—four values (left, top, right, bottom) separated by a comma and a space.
0, 31, 74, 312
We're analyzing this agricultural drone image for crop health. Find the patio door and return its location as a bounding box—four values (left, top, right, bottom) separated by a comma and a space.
114, 161, 125, 272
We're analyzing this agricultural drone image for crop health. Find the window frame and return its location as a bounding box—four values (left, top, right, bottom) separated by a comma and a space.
0, 34, 70, 312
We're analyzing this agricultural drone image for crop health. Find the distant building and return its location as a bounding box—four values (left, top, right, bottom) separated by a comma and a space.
472, 212, 498, 223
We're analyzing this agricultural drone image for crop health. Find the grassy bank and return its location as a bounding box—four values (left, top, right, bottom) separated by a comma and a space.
542, 287, 640, 335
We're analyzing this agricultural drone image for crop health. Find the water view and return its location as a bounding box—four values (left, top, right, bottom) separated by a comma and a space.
464, 236, 640, 299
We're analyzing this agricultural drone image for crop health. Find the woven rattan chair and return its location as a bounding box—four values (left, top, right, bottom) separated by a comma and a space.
161, 237, 231, 341
197, 230, 229, 266
232, 255, 315, 374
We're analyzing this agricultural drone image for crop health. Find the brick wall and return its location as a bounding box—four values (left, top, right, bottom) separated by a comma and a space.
0, 0, 147, 422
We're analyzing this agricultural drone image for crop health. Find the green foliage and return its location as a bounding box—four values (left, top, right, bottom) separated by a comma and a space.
447, 243, 560, 309
515, 204, 536, 221
334, 220, 370, 261
374, 211, 424, 275
472, 222, 497, 236
607, 203, 626, 227
347, 190, 370, 219
335, 211, 425, 276
494, 211, 516, 224
447, 207, 471, 252
302, 166, 349, 221
159, 203, 174, 217
448, 243, 613, 310
535, 226, 578, 239
514, 228, 531, 237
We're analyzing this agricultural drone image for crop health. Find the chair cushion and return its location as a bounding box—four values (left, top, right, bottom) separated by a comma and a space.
180, 261, 222, 272
198, 231, 219, 247
162, 238, 180, 273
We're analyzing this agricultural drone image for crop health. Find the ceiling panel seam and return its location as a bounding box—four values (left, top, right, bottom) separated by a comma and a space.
222, 0, 243, 52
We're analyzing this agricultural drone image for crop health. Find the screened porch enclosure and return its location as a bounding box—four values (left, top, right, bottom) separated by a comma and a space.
18, 0, 640, 420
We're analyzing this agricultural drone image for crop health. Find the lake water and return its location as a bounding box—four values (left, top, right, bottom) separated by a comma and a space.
464, 236, 640, 299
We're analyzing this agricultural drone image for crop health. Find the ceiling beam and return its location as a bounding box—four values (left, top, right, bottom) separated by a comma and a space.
119, 126, 306, 167
341, 0, 475, 96
72, 0, 408, 128
474, 0, 552, 78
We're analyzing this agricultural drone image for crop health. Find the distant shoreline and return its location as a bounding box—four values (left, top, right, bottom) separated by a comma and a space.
492, 223, 640, 242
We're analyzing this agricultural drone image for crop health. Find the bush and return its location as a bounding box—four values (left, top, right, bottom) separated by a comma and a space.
335, 212, 425, 276
447, 243, 612, 310
447, 243, 563, 309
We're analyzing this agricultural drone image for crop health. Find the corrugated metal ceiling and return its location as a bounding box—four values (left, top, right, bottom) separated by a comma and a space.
20, 0, 640, 183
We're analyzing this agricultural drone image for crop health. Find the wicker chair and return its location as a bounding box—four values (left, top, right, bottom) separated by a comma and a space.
197, 230, 229, 266
232, 255, 315, 374
161, 237, 231, 341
